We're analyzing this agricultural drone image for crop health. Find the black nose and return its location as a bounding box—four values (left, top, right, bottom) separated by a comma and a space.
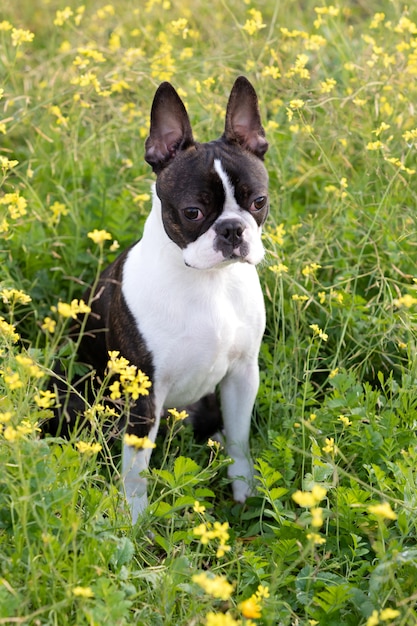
215, 219, 246, 248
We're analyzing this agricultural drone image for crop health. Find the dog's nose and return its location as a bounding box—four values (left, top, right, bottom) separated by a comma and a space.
215, 219, 246, 248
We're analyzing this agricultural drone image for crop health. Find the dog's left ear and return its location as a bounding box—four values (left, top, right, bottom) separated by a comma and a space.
223, 76, 268, 159
145, 82, 195, 173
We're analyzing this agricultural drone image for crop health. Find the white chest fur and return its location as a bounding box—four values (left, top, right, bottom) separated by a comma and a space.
122, 197, 265, 414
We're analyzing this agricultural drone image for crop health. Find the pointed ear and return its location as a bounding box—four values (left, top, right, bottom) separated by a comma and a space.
223, 76, 268, 159
145, 82, 194, 173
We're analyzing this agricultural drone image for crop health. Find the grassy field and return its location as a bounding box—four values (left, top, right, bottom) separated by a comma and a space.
1, 0, 417, 624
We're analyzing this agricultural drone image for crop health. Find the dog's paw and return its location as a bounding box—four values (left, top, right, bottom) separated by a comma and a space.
228, 458, 255, 503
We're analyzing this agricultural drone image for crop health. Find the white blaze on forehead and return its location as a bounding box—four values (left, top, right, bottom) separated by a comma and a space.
213, 159, 239, 213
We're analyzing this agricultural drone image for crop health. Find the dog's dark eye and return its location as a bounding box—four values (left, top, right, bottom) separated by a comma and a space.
183, 207, 204, 221
250, 196, 267, 212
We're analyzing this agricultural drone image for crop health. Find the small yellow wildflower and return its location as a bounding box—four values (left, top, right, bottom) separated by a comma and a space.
0, 156, 19, 171
41, 317, 56, 334
329, 367, 339, 379
0, 317, 20, 343
322, 437, 337, 454
1, 288, 31, 305
193, 501, 206, 514
393, 294, 417, 308
11, 28, 34, 46
87, 229, 112, 245
205, 613, 240, 626
366, 610, 379, 626
192, 572, 234, 600
319, 78, 337, 93
292, 294, 309, 302
54, 299, 91, 319
3, 426, 19, 442
167, 408, 188, 421
239, 596, 262, 619
54, 7, 73, 26
289, 99, 305, 110
34, 390, 56, 409
0, 412, 12, 423
368, 502, 397, 521
72, 586, 94, 598
379, 608, 400, 621
366, 140, 383, 151
307, 532, 326, 545
268, 223, 286, 245
123, 434, 156, 449
76, 441, 103, 455
242, 8, 266, 36
338, 415, 352, 427
2, 370, 23, 390
310, 324, 328, 341
0, 21, 13, 31
302, 263, 321, 277
269, 263, 288, 275
310, 507, 324, 528
16, 419, 41, 435
292, 485, 327, 507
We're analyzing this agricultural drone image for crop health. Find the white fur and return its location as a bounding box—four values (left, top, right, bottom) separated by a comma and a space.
182, 160, 265, 269
121, 165, 265, 524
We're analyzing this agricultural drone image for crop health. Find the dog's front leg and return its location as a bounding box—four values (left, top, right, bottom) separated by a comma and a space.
220, 359, 259, 503
122, 415, 160, 524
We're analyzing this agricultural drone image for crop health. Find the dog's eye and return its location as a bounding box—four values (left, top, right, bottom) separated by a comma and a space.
183, 207, 204, 221
250, 196, 267, 212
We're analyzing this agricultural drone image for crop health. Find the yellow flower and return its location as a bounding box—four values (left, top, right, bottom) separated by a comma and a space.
41, 317, 56, 334
393, 294, 417, 308
54, 7, 73, 26
1, 288, 31, 305
379, 608, 400, 621
302, 263, 321, 277
11, 28, 34, 46
310, 507, 324, 528
322, 437, 337, 454
310, 324, 328, 341
0, 412, 12, 423
76, 441, 103, 455
167, 408, 188, 421
289, 98, 305, 110
87, 229, 112, 245
368, 502, 397, 521
205, 613, 240, 626
34, 390, 56, 409
292, 294, 309, 302
239, 596, 262, 619
123, 434, 156, 449
292, 485, 327, 507
366, 610, 379, 626
192, 572, 234, 600
366, 140, 383, 151
0, 317, 20, 343
306, 532, 326, 545
338, 415, 352, 427
193, 501, 206, 514
3, 370, 23, 390
72, 586, 94, 598
269, 263, 289, 275
53, 299, 91, 319
242, 8, 266, 36
3, 426, 19, 442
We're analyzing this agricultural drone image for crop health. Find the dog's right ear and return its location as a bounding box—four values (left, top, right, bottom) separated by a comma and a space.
145, 82, 194, 173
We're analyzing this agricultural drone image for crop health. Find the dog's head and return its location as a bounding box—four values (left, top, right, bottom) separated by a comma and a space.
144, 77, 269, 270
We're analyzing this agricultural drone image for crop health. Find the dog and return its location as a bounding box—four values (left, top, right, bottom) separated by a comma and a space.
50, 76, 269, 524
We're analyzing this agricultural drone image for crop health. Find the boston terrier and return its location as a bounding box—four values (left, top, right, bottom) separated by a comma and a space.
51, 76, 269, 524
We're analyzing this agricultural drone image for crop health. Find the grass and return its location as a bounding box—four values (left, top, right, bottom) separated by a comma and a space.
1, 0, 417, 623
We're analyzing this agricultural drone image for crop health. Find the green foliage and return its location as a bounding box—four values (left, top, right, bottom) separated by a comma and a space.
1, 0, 417, 624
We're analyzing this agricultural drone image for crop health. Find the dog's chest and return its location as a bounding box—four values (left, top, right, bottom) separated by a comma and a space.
122, 241, 265, 408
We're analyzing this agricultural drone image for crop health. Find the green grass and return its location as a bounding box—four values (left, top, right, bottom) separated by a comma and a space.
1, 0, 417, 624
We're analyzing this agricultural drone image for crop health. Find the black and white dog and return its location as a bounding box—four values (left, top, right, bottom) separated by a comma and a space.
51, 77, 269, 523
